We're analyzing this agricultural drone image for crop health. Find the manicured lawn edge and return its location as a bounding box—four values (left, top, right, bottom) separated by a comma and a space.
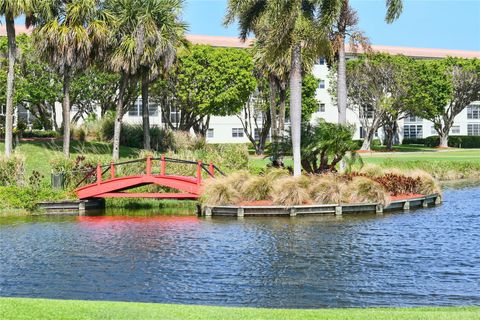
1, 298, 479, 320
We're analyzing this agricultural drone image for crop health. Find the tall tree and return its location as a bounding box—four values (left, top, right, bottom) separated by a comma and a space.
225, 0, 335, 176
0, 0, 34, 156
105, 0, 186, 159
33, 0, 112, 157
407, 57, 480, 148
345, 53, 410, 151
330, 0, 370, 125
136, 0, 186, 150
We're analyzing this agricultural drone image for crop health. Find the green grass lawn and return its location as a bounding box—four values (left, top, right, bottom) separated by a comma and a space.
0, 140, 139, 180
1, 298, 479, 320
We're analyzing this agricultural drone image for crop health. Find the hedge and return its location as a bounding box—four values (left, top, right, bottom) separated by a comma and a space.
424, 135, 480, 148
402, 138, 426, 145
22, 130, 60, 139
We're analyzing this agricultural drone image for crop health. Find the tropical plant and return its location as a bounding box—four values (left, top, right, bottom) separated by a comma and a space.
105, 0, 186, 159
225, 0, 335, 176
33, 0, 113, 158
0, 0, 35, 156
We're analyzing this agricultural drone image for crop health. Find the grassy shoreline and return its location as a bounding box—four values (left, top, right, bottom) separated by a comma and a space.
1, 298, 479, 320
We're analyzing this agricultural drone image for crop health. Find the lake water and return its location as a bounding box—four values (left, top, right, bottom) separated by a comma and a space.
1, 184, 479, 308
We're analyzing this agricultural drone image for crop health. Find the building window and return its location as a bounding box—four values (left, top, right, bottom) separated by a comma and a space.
318, 103, 325, 112
128, 99, 158, 117
404, 125, 423, 139
468, 123, 480, 136
170, 107, 180, 124
232, 128, 244, 138
451, 126, 460, 134
207, 128, 214, 138
405, 114, 422, 123
360, 105, 374, 119
319, 57, 326, 65
467, 104, 480, 119
319, 80, 325, 89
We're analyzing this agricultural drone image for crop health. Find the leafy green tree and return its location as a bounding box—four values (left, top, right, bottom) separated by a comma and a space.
70, 66, 120, 123
345, 53, 412, 151
407, 57, 480, 148
33, 0, 113, 157
0, 0, 35, 156
151, 45, 257, 135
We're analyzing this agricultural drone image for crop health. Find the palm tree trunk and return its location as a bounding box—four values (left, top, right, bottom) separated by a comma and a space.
62, 71, 71, 158
337, 36, 347, 125
268, 73, 278, 142
4, 15, 16, 157
290, 43, 302, 176
112, 74, 128, 160
141, 73, 151, 150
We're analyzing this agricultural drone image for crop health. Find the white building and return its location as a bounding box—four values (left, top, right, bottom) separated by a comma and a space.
121, 35, 480, 144
4, 28, 480, 144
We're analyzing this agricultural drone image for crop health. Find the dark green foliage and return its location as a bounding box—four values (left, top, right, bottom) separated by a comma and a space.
300, 121, 360, 173
352, 139, 381, 149
22, 130, 60, 138
0, 186, 68, 211
424, 135, 480, 148
402, 138, 426, 145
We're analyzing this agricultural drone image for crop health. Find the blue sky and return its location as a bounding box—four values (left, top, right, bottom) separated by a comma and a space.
184, 0, 480, 51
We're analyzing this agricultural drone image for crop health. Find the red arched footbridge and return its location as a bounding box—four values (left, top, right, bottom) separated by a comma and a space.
75, 156, 223, 200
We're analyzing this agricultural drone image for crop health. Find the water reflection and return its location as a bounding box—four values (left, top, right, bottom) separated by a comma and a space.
0, 186, 479, 308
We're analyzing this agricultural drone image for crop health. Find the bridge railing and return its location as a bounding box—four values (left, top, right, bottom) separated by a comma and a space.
75, 156, 224, 189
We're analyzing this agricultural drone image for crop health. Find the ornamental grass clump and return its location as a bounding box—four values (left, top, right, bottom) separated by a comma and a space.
240, 175, 273, 202
272, 177, 311, 206
225, 170, 252, 191
343, 176, 390, 206
407, 169, 442, 195
358, 163, 384, 178
0, 153, 25, 186
308, 174, 345, 204
201, 177, 240, 206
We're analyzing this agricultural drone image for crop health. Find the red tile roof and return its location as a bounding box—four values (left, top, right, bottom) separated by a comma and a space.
2, 25, 478, 59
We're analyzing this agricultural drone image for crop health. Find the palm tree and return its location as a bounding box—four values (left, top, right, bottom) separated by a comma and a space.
33, 0, 112, 157
106, 0, 186, 159
225, 0, 336, 176
226, 0, 403, 176
137, 0, 187, 150
0, 0, 35, 156
332, 0, 403, 125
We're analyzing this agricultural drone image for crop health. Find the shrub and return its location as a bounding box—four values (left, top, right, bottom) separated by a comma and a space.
240, 176, 273, 201
343, 176, 390, 206
272, 177, 311, 205
424, 135, 480, 148
201, 177, 239, 206
406, 170, 441, 195
0, 154, 26, 186
373, 173, 421, 196
353, 139, 381, 149
0, 185, 68, 211
225, 170, 251, 191
308, 174, 345, 204
402, 138, 426, 145
358, 163, 384, 178
22, 130, 60, 139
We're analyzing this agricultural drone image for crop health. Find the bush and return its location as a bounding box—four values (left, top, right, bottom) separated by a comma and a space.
201, 177, 240, 206
272, 176, 311, 205
353, 139, 381, 149
424, 135, 480, 148
308, 174, 345, 204
22, 130, 60, 139
0, 185, 68, 211
402, 138, 426, 145
0, 154, 26, 186
342, 176, 390, 206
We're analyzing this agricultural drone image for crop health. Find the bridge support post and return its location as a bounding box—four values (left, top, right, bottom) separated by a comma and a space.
96, 164, 102, 185
209, 163, 215, 177
197, 161, 202, 185
161, 155, 166, 176
146, 156, 152, 175
110, 162, 115, 179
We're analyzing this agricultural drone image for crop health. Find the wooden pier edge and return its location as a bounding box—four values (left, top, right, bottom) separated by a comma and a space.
200, 194, 441, 217
36, 199, 105, 215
